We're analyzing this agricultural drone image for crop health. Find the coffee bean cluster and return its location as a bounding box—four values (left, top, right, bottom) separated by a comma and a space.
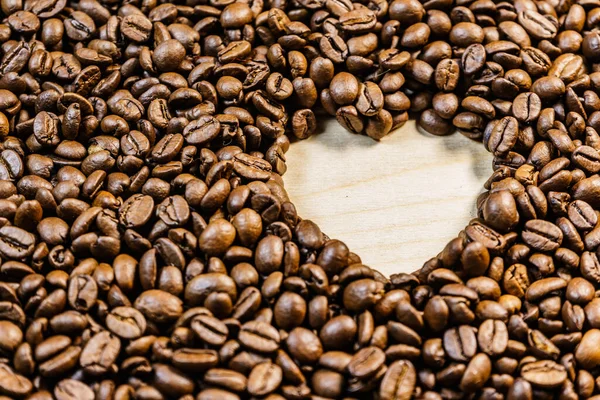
0, 0, 599, 397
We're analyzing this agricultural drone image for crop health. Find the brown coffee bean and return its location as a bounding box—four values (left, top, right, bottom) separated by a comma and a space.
106, 306, 146, 339
518, 10, 558, 41
419, 109, 453, 136
172, 349, 219, 373
286, 327, 322, 364
575, 329, 600, 369
239, 320, 280, 353
520, 360, 567, 388
512, 92, 541, 123
329, 72, 359, 105
522, 219, 563, 251
443, 326, 477, 362
80, 331, 120, 376
199, 219, 237, 256
274, 292, 306, 330
120, 14, 152, 43
134, 290, 183, 323
118, 194, 154, 229
460, 353, 491, 392
488, 116, 518, 157
247, 362, 282, 396
54, 379, 93, 400
379, 360, 415, 400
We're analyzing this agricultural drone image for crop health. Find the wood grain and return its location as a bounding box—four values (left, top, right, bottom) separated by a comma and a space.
284, 119, 492, 277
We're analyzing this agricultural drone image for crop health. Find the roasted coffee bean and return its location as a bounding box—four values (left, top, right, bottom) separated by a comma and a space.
247, 362, 282, 396
64, 12, 95, 41
572, 146, 600, 174
344, 346, 384, 381
379, 360, 415, 400
239, 320, 280, 353
0, 225, 35, 259
79, 331, 120, 376
520, 360, 567, 388
522, 220, 563, 251
120, 14, 152, 43
119, 194, 154, 228
488, 116, 518, 157
419, 109, 453, 136
134, 289, 183, 323
575, 329, 600, 369
106, 306, 146, 339
330, 72, 359, 105
54, 379, 93, 400
512, 92, 541, 123
460, 353, 491, 392
518, 10, 558, 41
443, 326, 477, 362
462, 44, 486, 76
287, 327, 322, 364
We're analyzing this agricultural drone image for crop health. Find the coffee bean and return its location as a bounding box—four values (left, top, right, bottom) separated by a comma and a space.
286, 327, 322, 364
522, 219, 563, 251
119, 194, 154, 229
185, 272, 237, 309
64, 11, 95, 41
343, 279, 383, 312
462, 44, 486, 75
419, 109, 453, 136
0, 320, 22, 354
152, 363, 195, 397
460, 353, 491, 392
0, 225, 35, 260
572, 145, 600, 174
120, 14, 152, 43
575, 329, 600, 369
518, 10, 558, 41
134, 289, 183, 323
567, 200, 597, 231
348, 346, 385, 379
67, 274, 97, 312
330, 72, 359, 105
153, 39, 186, 72
566, 277, 595, 304
379, 360, 415, 400
233, 153, 272, 181
443, 326, 477, 362
520, 360, 567, 388
356, 82, 384, 116
247, 362, 282, 396
172, 348, 219, 372
512, 92, 542, 123
203, 368, 247, 393
526, 277, 567, 302
319, 315, 357, 350
80, 330, 120, 376
106, 306, 147, 339
239, 320, 280, 353
191, 315, 229, 346
274, 291, 306, 330
54, 379, 93, 400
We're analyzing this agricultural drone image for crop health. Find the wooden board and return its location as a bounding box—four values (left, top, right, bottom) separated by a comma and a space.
285, 119, 492, 277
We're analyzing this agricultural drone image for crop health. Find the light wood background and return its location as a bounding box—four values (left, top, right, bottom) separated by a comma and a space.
285, 119, 492, 277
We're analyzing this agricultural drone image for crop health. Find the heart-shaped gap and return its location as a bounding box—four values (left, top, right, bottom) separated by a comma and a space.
286, 120, 493, 275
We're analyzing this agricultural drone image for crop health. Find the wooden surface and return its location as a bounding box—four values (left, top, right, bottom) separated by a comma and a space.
285, 119, 492, 277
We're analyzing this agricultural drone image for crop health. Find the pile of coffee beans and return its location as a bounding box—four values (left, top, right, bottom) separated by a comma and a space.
1, 0, 600, 398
